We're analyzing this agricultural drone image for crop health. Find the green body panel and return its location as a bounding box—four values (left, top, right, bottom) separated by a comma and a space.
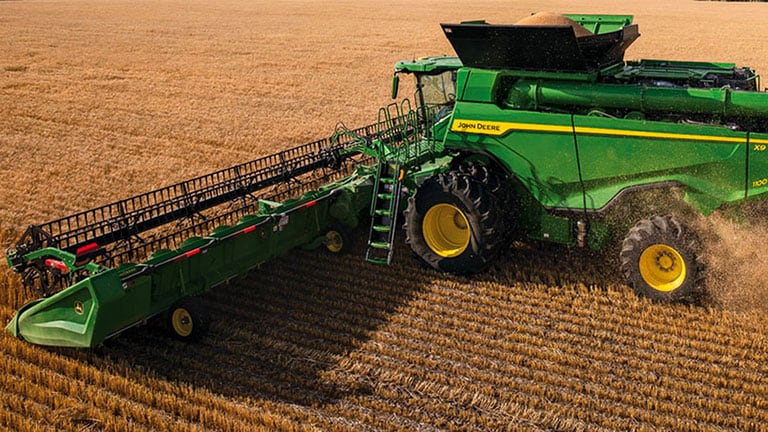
572, 115, 748, 212
447, 73, 768, 212
748, 131, 768, 196
458, 69, 499, 103
448, 103, 583, 209
7, 169, 374, 348
446, 102, 753, 214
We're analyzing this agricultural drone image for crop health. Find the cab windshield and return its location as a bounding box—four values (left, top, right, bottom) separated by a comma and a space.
417, 70, 456, 122
418, 70, 456, 107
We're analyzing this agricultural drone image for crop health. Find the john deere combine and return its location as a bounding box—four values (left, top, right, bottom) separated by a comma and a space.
7, 13, 768, 347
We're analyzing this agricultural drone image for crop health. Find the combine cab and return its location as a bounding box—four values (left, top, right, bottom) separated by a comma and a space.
6, 13, 768, 347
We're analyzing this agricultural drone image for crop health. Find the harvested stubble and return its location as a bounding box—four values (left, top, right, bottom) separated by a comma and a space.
3, 0, 768, 431
2, 232, 768, 431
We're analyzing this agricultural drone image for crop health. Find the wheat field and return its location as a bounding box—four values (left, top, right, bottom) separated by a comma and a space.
2, 0, 768, 430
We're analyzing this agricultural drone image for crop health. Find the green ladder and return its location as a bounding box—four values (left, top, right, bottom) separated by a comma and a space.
365, 161, 403, 265
365, 99, 424, 265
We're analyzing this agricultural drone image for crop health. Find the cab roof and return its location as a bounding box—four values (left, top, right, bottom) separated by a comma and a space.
394, 56, 462, 74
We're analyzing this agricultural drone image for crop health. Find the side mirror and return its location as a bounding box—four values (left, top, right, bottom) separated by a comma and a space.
391, 74, 400, 99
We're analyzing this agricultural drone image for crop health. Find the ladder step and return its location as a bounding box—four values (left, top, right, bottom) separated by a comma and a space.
367, 256, 390, 265
365, 161, 403, 268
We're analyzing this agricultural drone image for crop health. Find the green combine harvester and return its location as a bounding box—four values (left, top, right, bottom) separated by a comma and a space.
6, 13, 768, 347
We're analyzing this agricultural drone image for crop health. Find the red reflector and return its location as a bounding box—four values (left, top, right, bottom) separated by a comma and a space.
75, 242, 100, 256
45, 259, 69, 274
242, 225, 256, 234
173, 248, 201, 262
304, 200, 317, 208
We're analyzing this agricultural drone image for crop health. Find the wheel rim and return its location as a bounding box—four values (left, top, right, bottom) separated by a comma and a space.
325, 230, 343, 253
638, 244, 686, 292
423, 203, 470, 258
171, 308, 194, 337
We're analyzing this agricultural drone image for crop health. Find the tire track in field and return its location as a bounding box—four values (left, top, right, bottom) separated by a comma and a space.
194, 248, 768, 427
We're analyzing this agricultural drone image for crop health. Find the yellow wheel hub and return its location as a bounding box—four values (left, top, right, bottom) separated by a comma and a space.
325, 230, 343, 253
639, 244, 686, 292
423, 203, 470, 258
171, 308, 194, 337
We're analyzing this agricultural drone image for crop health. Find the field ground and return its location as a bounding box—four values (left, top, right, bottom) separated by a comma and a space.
2, 0, 768, 430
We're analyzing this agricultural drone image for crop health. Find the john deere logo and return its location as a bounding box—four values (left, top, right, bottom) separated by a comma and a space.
74, 301, 84, 315
452, 119, 503, 135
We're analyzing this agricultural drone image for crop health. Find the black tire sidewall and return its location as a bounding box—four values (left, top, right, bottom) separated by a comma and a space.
405, 174, 493, 274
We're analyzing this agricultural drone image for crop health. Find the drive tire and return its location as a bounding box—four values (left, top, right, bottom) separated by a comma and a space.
404, 171, 501, 274
620, 215, 703, 302
455, 159, 515, 237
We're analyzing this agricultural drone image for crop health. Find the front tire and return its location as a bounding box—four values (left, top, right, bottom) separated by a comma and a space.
620, 215, 703, 302
404, 171, 502, 274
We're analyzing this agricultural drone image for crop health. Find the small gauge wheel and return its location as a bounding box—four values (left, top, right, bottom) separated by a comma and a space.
166, 297, 208, 341
323, 225, 349, 254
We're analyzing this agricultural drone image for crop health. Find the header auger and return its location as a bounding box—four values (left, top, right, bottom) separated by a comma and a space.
7, 12, 768, 347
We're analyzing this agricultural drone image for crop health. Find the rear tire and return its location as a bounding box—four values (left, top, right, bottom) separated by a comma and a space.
620, 215, 704, 302
404, 171, 502, 274
167, 297, 208, 341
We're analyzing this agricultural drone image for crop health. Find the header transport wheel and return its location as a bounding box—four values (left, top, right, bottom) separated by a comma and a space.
404, 171, 503, 274
323, 227, 347, 254
620, 215, 704, 302
167, 297, 208, 341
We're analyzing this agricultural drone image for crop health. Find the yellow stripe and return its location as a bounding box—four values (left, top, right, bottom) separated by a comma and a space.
573, 126, 744, 143
451, 119, 768, 144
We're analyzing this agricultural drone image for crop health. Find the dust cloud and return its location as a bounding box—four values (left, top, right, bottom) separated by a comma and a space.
696, 204, 768, 312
